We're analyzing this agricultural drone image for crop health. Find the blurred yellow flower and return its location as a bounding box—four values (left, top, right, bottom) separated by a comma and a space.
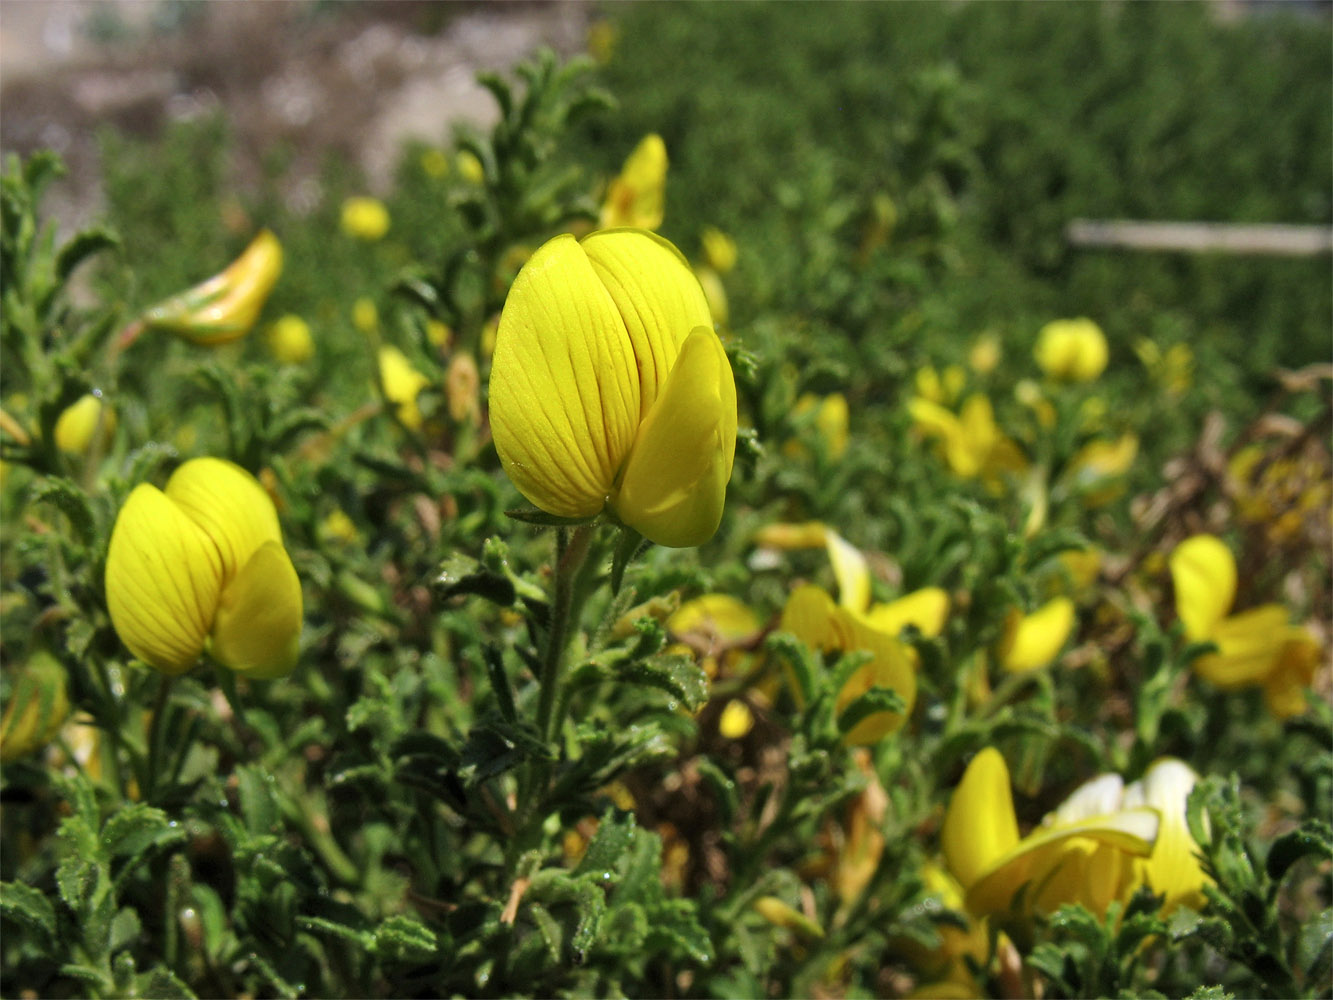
600, 134, 668, 231
54, 392, 115, 454
1169, 534, 1320, 717
909, 393, 1028, 489
141, 230, 282, 345
266, 314, 314, 364
701, 227, 738, 274
0, 650, 70, 762
968, 332, 1002, 375
1133, 338, 1193, 397
718, 699, 755, 739
996, 597, 1076, 673
489, 230, 737, 547
1065, 432, 1139, 506
340, 196, 390, 241
942, 748, 1163, 931
105, 458, 303, 678
1014, 378, 1056, 429
695, 266, 729, 327
352, 297, 379, 335
787, 392, 849, 460
420, 147, 450, 178
1035, 317, 1108, 382
587, 18, 618, 63
753, 896, 824, 942
378, 346, 430, 431
319, 508, 360, 546
667, 594, 761, 679
456, 150, 485, 185
425, 319, 452, 348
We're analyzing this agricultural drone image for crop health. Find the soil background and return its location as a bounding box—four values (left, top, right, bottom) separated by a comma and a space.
0, 0, 593, 235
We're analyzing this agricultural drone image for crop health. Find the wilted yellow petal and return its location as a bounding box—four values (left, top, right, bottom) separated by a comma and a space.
490, 234, 642, 517
997, 597, 1075, 673
942, 748, 1020, 891
582, 229, 713, 421
210, 540, 303, 678
164, 458, 281, 582
1123, 758, 1209, 912
1169, 534, 1237, 641
105, 484, 222, 674
864, 587, 950, 638
614, 326, 736, 547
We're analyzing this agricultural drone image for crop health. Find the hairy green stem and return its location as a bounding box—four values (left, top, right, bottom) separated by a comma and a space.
534, 524, 595, 747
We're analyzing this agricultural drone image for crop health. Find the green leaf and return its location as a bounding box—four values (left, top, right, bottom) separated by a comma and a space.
434, 553, 516, 606
28, 476, 96, 544
235, 765, 280, 836
573, 810, 635, 881
1264, 820, 1333, 882
101, 803, 174, 858
766, 631, 817, 706
0, 880, 57, 942
56, 854, 99, 914
619, 652, 709, 712
610, 526, 647, 596
55, 227, 118, 284
372, 914, 438, 963
133, 965, 197, 999
835, 685, 907, 737
1298, 907, 1333, 987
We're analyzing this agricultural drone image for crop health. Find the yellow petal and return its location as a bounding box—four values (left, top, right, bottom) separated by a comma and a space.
210, 541, 303, 679
965, 807, 1158, 919
1195, 604, 1289, 687
942, 748, 1020, 891
599, 135, 667, 230
864, 587, 950, 638
581, 229, 714, 421
997, 597, 1075, 673
378, 346, 430, 431
718, 699, 755, 739
105, 484, 222, 674
1169, 534, 1237, 641
164, 458, 282, 582
781, 584, 840, 652
753, 521, 830, 550
1035, 318, 1108, 382
1123, 758, 1209, 912
489, 234, 642, 517
54, 394, 111, 454
613, 325, 737, 547
667, 594, 761, 644
833, 611, 917, 745
824, 528, 870, 613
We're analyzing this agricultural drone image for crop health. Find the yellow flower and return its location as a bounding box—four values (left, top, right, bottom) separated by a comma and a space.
489, 230, 737, 547
701, 227, 738, 274
319, 508, 360, 546
996, 597, 1076, 673
266, 314, 314, 364
667, 594, 761, 679
718, 699, 755, 739
141, 230, 283, 345
0, 650, 70, 763
1064, 433, 1138, 506
1034, 318, 1108, 382
941, 748, 1161, 931
456, 150, 485, 185
425, 319, 452, 348
1121, 758, 1210, 913
378, 346, 430, 431
1134, 338, 1193, 397
54, 393, 115, 454
968, 332, 1002, 375
787, 393, 850, 460
587, 18, 618, 64
1015, 378, 1056, 429
1169, 534, 1320, 717
352, 297, 379, 335
340, 196, 390, 241
420, 148, 450, 178
105, 458, 303, 678
695, 266, 729, 327
600, 134, 668, 231
909, 393, 1028, 488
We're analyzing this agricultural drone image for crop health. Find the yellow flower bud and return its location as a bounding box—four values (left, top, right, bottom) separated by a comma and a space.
54, 392, 115, 454
267, 314, 314, 364
378, 346, 430, 431
352, 297, 379, 335
718, 699, 755, 739
968, 332, 1002, 375
0, 650, 70, 762
141, 230, 283, 345
1034, 317, 1109, 382
995, 597, 1075, 673
105, 458, 303, 678
420, 148, 450, 178
340, 196, 390, 242
600, 135, 668, 231
489, 230, 737, 547
456, 150, 485, 185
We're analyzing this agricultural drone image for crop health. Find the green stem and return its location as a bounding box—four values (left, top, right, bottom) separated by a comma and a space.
145, 674, 176, 800
534, 525, 595, 747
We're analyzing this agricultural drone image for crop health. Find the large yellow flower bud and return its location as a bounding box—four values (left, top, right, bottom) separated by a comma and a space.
489, 230, 737, 547
1034, 317, 1109, 382
105, 458, 303, 678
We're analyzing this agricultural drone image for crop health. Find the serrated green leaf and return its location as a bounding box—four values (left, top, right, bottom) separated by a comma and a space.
235, 765, 280, 836
1298, 907, 1333, 987
0, 880, 57, 942
619, 652, 709, 712
835, 685, 907, 736
573, 810, 635, 882
134, 965, 197, 999
434, 554, 516, 606
28, 476, 96, 544
528, 902, 564, 963
101, 803, 173, 858
56, 854, 99, 913
372, 914, 437, 963
1264, 820, 1333, 882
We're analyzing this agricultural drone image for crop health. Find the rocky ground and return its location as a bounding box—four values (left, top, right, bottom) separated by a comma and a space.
0, 0, 593, 235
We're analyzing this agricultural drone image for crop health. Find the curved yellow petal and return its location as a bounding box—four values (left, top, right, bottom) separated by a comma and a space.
781, 584, 840, 653
1168, 534, 1236, 641
210, 541, 303, 679
965, 807, 1158, 919
581, 229, 713, 421
164, 458, 282, 581
1123, 758, 1209, 912
489, 234, 642, 517
997, 597, 1075, 673
105, 484, 222, 674
824, 528, 870, 613
1048, 773, 1126, 825
613, 325, 736, 547
865, 587, 950, 638
753, 521, 830, 550
1196, 604, 1289, 687
942, 748, 1020, 891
